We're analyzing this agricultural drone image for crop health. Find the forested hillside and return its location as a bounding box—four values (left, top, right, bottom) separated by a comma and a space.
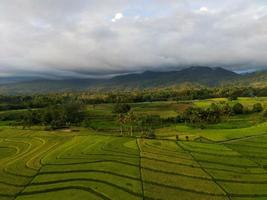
1, 67, 267, 94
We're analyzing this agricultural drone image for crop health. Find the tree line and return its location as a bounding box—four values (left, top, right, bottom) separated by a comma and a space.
180, 102, 264, 127
1, 86, 267, 111
4, 99, 266, 139
19, 102, 86, 130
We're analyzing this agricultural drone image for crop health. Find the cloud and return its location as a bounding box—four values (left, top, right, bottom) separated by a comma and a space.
0, 0, 267, 77
112, 13, 124, 22
199, 6, 209, 12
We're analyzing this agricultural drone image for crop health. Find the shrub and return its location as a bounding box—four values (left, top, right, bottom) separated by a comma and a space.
228, 93, 238, 101
20, 102, 86, 129
146, 129, 156, 139
232, 103, 244, 114
176, 135, 179, 141
137, 115, 161, 128
243, 107, 251, 114
252, 103, 263, 113
221, 103, 232, 116
113, 103, 131, 114
182, 104, 221, 124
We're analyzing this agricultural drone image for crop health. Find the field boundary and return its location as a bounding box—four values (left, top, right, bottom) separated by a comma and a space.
136, 138, 145, 200
176, 141, 231, 200
218, 132, 267, 144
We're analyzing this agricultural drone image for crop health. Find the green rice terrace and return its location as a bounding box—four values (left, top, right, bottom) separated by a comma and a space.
1, 97, 267, 199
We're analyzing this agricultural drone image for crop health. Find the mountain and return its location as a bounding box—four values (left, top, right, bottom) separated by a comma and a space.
0, 78, 101, 94
232, 70, 267, 87
0, 66, 244, 94
108, 66, 239, 88
0, 77, 41, 85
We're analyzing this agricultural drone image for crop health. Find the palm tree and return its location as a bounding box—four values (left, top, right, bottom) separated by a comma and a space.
117, 114, 126, 136
126, 112, 136, 136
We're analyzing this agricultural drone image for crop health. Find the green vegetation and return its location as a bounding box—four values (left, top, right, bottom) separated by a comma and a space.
3, 67, 267, 94
232, 103, 244, 114
20, 103, 86, 130
252, 103, 263, 112
1, 95, 267, 199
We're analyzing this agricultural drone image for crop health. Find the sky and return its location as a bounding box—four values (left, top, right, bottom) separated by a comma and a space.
0, 0, 267, 78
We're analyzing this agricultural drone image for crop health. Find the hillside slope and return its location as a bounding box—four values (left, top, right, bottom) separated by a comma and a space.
233, 71, 267, 87
0, 66, 244, 94
108, 66, 239, 88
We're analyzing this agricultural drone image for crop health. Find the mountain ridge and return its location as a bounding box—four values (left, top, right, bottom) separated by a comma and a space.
0, 66, 266, 94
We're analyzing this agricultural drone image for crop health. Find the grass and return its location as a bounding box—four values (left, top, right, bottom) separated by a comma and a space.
155, 121, 267, 141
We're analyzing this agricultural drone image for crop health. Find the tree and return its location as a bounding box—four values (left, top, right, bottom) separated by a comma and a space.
114, 104, 131, 136
182, 103, 232, 125
117, 113, 127, 135
22, 110, 42, 129
42, 106, 67, 129
146, 129, 156, 139
113, 103, 131, 114
125, 112, 136, 136
252, 103, 263, 113
182, 107, 203, 124
21, 102, 86, 130
232, 103, 243, 114
206, 103, 221, 123
176, 134, 179, 141
228, 93, 238, 101
185, 136, 189, 141
221, 103, 232, 117
64, 102, 86, 125
136, 114, 161, 136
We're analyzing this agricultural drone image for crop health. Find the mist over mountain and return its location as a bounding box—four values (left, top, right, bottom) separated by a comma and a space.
0, 66, 260, 94
0, 77, 45, 85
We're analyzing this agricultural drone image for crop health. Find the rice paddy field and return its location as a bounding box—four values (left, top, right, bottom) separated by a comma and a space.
2, 129, 267, 200
1, 97, 267, 199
